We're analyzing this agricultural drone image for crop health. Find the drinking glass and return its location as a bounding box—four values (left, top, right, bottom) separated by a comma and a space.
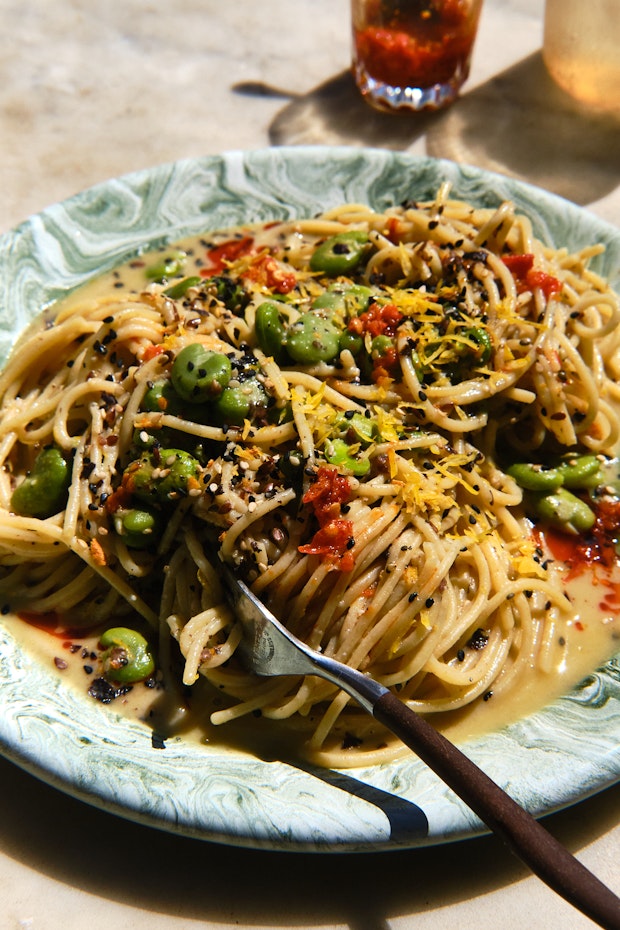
351, 0, 483, 112
543, 0, 620, 114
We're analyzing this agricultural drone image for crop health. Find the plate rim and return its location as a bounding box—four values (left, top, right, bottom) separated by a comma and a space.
1, 144, 619, 853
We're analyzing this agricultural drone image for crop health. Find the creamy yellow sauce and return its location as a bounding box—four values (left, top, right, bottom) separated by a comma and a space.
4, 231, 620, 761
9, 546, 620, 756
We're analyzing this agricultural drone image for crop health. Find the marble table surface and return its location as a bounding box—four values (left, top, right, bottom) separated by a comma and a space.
0, 1, 618, 928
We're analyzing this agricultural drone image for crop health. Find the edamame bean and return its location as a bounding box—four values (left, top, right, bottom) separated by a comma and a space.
535, 488, 595, 534
100, 627, 155, 683
113, 507, 161, 549
255, 301, 286, 361
507, 462, 563, 491
11, 447, 70, 518
557, 454, 602, 489
286, 313, 341, 364
309, 231, 370, 276
127, 448, 201, 503
171, 344, 231, 403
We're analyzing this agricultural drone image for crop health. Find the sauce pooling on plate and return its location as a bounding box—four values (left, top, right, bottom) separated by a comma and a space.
1, 189, 620, 766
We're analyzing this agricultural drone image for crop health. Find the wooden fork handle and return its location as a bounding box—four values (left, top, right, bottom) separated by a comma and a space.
374, 691, 620, 930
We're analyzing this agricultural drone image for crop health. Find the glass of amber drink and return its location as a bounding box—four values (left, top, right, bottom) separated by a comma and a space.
351, 0, 483, 112
543, 0, 620, 114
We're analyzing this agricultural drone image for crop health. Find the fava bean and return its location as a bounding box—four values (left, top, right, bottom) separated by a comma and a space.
309, 231, 370, 276
171, 344, 231, 403
557, 454, 602, 489
460, 327, 493, 364
127, 448, 201, 503
286, 313, 341, 365
163, 276, 202, 299
255, 301, 286, 361
145, 250, 186, 282
278, 449, 304, 498
215, 378, 267, 425
100, 627, 155, 683
204, 275, 250, 313
268, 400, 293, 426
409, 346, 424, 380
335, 411, 377, 444
142, 380, 184, 415
132, 425, 175, 450
114, 507, 161, 549
11, 447, 70, 518
312, 283, 373, 314
371, 334, 393, 359
325, 438, 370, 476
535, 488, 595, 534
509, 454, 603, 494
507, 462, 563, 492
338, 330, 363, 357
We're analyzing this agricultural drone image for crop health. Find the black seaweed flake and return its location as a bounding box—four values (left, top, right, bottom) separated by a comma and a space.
88, 678, 132, 703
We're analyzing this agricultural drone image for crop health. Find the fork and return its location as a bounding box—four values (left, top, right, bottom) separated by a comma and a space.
222, 565, 620, 930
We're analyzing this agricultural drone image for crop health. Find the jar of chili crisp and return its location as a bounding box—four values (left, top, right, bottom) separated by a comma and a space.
351, 0, 483, 111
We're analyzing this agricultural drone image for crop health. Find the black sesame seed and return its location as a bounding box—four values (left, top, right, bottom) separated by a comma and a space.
467, 628, 489, 650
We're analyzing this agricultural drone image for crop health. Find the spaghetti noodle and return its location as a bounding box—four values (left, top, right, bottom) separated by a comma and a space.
1, 186, 619, 766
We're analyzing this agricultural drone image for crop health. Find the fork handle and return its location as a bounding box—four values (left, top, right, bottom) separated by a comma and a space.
373, 691, 620, 930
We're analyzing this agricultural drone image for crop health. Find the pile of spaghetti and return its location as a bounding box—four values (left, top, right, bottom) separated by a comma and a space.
1, 185, 619, 765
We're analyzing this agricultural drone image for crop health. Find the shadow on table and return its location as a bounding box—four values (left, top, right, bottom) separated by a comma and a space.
237, 50, 620, 207
0, 754, 618, 928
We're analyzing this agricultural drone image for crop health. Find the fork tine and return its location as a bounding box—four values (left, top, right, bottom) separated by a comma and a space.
221, 564, 317, 677
221, 563, 387, 710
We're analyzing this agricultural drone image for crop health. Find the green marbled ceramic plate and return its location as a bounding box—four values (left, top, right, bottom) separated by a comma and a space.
0, 147, 619, 851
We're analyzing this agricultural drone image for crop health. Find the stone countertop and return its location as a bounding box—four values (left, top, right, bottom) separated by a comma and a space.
0, 2, 619, 929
